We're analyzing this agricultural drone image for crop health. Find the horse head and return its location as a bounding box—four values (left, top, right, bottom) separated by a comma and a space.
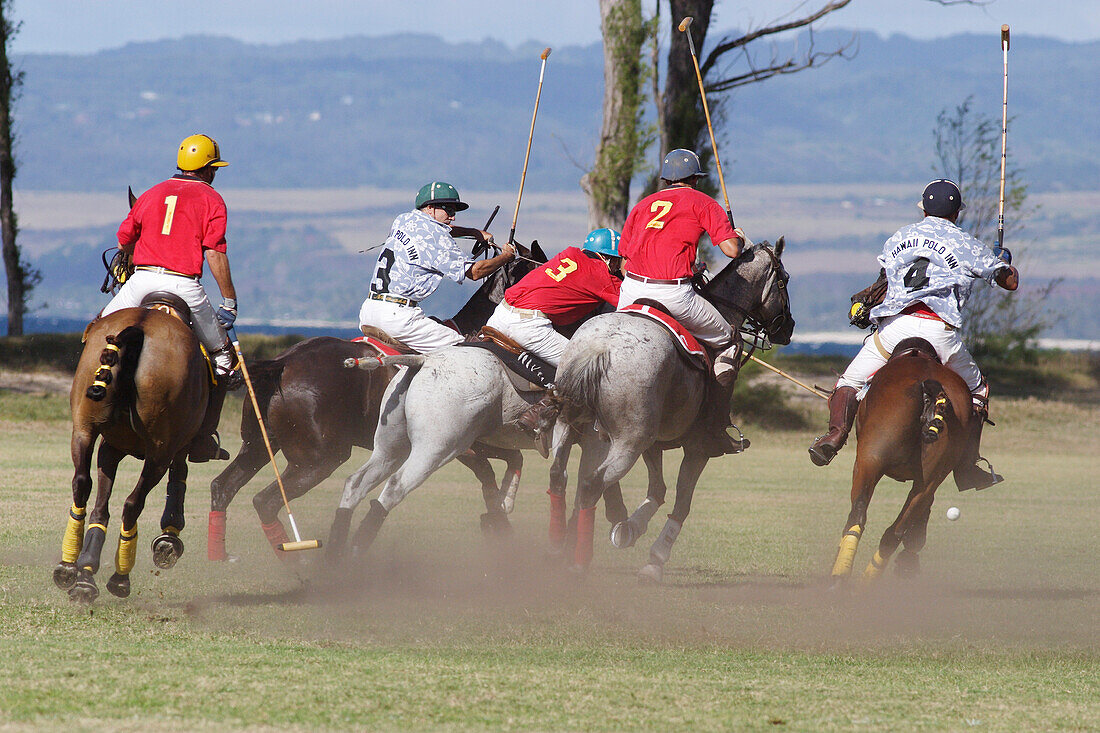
703, 237, 795, 346
451, 239, 548, 335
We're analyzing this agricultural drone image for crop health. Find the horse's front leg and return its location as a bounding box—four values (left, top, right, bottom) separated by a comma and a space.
54, 429, 97, 592
572, 438, 639, 572
830, 458, 883, 588
610, 446, 666, 550
638, 450, 708, 584
547, 422, 574, 554
69, 442, 126, 603
457, 447, 512, 538
208, 435, 271, 562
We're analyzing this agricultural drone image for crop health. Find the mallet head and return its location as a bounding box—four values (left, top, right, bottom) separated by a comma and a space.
540, 47, 551, 60
678, 16, 694, 32
1001, 24, 1010, 50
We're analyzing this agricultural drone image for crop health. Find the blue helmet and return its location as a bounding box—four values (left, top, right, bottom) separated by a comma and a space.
582, 228, 620, 257
660, 148, 706, 182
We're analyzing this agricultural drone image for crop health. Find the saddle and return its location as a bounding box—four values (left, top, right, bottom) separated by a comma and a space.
139, 291, 193, 324
459, 326, 556, 392
888, 337, 941, 364
620, 301, 711, 372
354, 326, 418, 357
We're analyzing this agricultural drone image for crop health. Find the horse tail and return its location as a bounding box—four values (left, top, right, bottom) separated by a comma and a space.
919, 379, 951, 444
239, 358, 285, 429
345, 354, 426, 371
85, 326, 145, 402
554, 346, 610, 424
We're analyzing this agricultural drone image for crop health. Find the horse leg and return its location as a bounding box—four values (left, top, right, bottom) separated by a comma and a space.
638, 451, 708, 584
252, 454, 347, 558
54, 429, 97, 592
149, 457, 188, 573
103, 455, 179, 599
456, 451, 511, 537
610, 446, 666, 550
572, 439, 641, 572
830, 459, 884, 587
69, 441, 126, 603
547, 422, 574, 555
894, 463, 953, 579
208, 437, 271, 561
863, 479, 926, 583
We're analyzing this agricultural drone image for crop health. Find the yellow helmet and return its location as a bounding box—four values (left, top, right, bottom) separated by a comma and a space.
176, 134, 228, 171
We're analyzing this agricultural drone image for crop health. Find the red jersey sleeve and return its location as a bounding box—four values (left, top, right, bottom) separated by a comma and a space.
202, 197, 228, 253
696, 195, 736, 246
117, 208, 141, 248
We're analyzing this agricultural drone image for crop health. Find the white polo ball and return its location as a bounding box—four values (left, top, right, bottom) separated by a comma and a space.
946, 506, 961, 521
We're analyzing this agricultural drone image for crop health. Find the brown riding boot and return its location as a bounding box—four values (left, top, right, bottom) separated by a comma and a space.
188, 378, 230, 463
696, 380, 748, 458
808, 385, 859, 466
953, 406, 1004, 491
517, 395, 560, 459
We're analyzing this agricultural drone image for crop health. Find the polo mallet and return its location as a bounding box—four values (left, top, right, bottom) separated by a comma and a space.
748, 354, 829, 400
228, 328, 321, 552
473, 205, 501, 258
996, 24, 1011, 250
679, 16, 735, 230
508, 47, 551, 246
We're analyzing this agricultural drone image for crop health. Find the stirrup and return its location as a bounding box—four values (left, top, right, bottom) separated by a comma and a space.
956, 457, 1003, 492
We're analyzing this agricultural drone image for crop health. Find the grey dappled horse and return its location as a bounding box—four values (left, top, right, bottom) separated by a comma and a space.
551, 241, 795, 582
324, 342, 551, 560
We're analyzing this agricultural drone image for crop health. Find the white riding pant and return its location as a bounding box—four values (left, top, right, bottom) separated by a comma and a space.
101, 270, 231, 368
838, 313, 988, 401
617, 277, 737, 378
485, 301, 568, 367
358, 297, 463, 353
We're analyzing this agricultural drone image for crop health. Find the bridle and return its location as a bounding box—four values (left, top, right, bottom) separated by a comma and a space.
702, 243, 791, 365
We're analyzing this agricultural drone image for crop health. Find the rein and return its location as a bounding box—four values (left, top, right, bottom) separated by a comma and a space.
703, 243, 789, 361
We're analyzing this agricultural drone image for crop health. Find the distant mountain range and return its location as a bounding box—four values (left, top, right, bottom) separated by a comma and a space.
13, 30, 1100, 193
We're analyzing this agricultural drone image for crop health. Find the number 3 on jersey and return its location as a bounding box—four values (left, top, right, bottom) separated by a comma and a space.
545, 257, 577, 282
646, 200, 673, 230
371, 249, 396, 293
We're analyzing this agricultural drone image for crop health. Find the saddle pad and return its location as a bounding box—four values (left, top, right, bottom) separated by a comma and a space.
621, 303, 710, 372
457, 340, 556, 392
351, 335, 406, 357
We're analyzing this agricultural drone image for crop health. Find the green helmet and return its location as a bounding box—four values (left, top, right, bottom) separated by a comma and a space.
415, 181, 469, 211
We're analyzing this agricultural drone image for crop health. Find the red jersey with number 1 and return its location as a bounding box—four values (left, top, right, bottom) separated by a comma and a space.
503, 247, 621, 326
117, 175, 228, 277
619, 185, 736, 279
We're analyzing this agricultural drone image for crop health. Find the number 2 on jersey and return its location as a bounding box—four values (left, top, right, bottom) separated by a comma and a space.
646, 200, 673, 230
161, 195, 178, 235
545, 257, 578, 282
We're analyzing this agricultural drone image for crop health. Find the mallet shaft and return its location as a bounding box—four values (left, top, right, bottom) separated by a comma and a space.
748, 354, 829, 400
997, 24, 1010, 249
510, 48, 551, 244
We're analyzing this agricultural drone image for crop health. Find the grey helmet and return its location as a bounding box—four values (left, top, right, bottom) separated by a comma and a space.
660, 148, 706, 182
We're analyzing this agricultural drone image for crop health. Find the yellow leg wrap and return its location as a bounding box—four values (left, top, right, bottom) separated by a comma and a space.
862, 549, 887, 581
162, 526, 180, 537
830, 525, 863, 578
115, 526, 138, 575
61, 505, 86, 564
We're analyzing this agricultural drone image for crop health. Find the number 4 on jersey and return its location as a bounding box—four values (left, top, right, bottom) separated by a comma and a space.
903, 257, 931, 292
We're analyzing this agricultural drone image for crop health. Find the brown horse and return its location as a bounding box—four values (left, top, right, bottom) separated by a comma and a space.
207, 241, 546, 561
54, 304, 210, 602
828, 338, 975, 585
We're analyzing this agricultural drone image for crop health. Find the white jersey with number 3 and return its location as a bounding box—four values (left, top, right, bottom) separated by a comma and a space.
369, 209, 474, 302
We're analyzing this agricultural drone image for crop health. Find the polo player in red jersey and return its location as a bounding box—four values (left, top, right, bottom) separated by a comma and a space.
486, 228, 622, 455
99, 133, 241, 462
617, 148, 752, 456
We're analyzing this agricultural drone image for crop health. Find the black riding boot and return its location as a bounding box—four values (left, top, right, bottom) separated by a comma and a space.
696, 380, 747, 458
953, 407, 1004, 491
188, 378, 230, 463
808, 385, 859, 466
517, 394, 560, 458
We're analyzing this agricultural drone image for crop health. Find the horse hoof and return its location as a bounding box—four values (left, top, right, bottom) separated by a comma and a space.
894, 552, 920, 579
68, 572, 99, 604
609, 521, 637, 549
151, 533, 184, 570
637, 563, 663, 584
480, 512, 513, 537
52, 562, 78, 591
106, 572, 131, 598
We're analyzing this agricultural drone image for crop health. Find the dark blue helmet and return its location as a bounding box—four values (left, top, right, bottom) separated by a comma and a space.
919, 179, 966, 218
660, 149, 706, 182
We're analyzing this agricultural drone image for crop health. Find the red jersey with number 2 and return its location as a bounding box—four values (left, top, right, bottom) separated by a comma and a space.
619, 185, 736, 279
117, 175, 228, 277
503, 247, 622, 326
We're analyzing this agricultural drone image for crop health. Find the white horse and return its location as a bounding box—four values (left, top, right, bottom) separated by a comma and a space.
551, 241, 795, 582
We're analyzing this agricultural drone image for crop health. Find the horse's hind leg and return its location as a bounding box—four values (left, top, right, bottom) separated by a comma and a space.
253, 454, 348, 557
638, 451, 708, 584
69, 442, 125, 603
547, 423, 574, 554
208, 436, 271, 561
325, 438, 411, 564
456, 450, 510, 537
863, 479, 927, 582
55, 430, 97, 592
572, 439, 640, 572
105, 454, 181, 599
610, 446, 666, 550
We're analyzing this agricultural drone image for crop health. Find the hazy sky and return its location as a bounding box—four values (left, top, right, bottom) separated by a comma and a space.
12, 0, 1100, 55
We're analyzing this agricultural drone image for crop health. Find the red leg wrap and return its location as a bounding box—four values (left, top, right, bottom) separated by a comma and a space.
261, 519, 290, 552
548, 491, 567, 546
207, 511, 228, 562
574, 506, 596, 569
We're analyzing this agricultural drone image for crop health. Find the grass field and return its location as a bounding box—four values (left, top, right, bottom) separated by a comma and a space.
0, 382, 1097, 731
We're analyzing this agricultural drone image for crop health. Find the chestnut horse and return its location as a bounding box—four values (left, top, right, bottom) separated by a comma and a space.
54, 304, 210, 602
828, 338, 975, 584
207, 241, 546, 560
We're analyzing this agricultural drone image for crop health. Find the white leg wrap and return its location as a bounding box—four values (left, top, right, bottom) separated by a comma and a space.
648, 517, 682, 566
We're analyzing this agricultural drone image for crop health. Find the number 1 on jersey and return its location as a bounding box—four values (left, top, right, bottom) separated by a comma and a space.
161, 195, 178, 235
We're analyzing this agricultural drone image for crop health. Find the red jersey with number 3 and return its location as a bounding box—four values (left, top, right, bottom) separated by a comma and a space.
117, 175, 228, 277
619, 185, 736, 279
503, 247, 622, 326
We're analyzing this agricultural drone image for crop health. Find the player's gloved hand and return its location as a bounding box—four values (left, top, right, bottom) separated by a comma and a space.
734, 227, 753, 250
992, 244, 1012, 264
216, 298, 237, 328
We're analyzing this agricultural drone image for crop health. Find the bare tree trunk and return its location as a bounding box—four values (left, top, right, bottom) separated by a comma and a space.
581, 0, 649, 231
0, 0, 28, 336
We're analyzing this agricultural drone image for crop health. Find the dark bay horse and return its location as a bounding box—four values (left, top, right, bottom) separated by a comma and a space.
54, 306, 210, 602
828, 339, 975, 584
207, 241, 546, 560
552, 241, 796, 581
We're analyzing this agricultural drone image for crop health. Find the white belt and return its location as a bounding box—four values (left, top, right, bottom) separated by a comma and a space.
502, 301, 546, 320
